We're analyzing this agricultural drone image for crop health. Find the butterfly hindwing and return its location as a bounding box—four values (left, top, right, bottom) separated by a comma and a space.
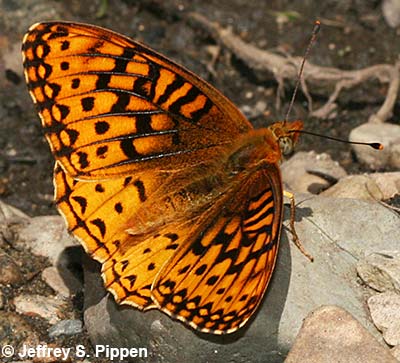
152, 166, 283, 333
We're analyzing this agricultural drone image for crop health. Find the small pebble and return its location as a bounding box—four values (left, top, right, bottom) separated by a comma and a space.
48, 319, 83, 337
14, 294, 65, 324
350, 122, 400, 170
0, 251, 24, 286
357, 251, 400, 293
285, 305, 397, 363
382, 0, 400, 27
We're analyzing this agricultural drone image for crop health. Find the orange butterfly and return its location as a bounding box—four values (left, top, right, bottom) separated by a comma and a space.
22, 22, 303, 334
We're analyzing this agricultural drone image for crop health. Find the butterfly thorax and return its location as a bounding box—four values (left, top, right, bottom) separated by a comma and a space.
226, 120, 303, 172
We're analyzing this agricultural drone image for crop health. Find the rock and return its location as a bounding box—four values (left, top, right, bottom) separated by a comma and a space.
321, 172, 400, 201
382, 0, 400, 28
14, 294, 66, 325
42, 266, 82, 299
0, 250, 24, 286
0, 200, 29, 222
284, 305, 397, 363
82, 196, 400, 362
349, 122, 400, 170
0, 200, 29, 244
321, 174, 383, 200
368, 292, 400, 346
17, 216, 78, 266
391, 345, 400, 361
370, 172, 400, 200
48, 319, 83, 337
281, 151, 347, 194
357, 251, 400, 293
254, 100, 267, 114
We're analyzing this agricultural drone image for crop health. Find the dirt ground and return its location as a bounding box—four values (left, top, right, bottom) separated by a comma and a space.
1, 0, 399, 217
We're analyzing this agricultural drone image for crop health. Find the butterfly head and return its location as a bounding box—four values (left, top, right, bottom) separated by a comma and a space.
268, 120, 303, 157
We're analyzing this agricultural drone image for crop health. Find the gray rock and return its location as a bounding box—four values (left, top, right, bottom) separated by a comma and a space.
0, 200, 29, 221
284, 305, 397, 363
357, 251, 400, 293
48, 319, 83, 337
368, 292, 400, 346
83, 196, 400, 362
349, 123, 400, 170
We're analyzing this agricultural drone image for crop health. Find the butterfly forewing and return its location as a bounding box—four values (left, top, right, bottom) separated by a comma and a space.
22, 22, 252, 179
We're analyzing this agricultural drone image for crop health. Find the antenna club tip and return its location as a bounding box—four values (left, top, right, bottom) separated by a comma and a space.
312, 20, 321, 35
372, 143, 384, 150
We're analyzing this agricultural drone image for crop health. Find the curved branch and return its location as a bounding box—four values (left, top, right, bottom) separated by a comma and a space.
188, 12, 400, 123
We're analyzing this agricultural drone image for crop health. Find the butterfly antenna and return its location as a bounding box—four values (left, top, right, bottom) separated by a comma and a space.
284, 20, 383, 151
296, 129, 383, 150
284, 20, 321, 122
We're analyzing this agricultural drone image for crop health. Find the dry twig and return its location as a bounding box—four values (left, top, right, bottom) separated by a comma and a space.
188, 12, 400, 122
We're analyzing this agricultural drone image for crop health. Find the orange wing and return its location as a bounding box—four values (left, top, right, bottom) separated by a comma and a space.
152, 165, 283, 334
22, 22, 252, 179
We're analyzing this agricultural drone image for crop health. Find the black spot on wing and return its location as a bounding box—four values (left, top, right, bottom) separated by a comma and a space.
91, 218, 106, 238
133, 179, 146, 202
81, 97, 95, 112
60, 61, 69, 70
95, 121, 110, 134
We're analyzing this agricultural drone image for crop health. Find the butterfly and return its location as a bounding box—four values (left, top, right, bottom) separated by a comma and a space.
22, 21, 303, 334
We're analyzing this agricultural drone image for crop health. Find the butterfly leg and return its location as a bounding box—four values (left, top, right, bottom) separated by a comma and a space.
283, 190, 314, 262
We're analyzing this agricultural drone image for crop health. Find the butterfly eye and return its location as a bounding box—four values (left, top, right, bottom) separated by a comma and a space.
279, 137, 294, 156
